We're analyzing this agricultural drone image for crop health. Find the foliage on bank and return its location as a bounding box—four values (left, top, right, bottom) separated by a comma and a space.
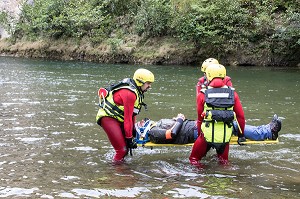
1, 0, 300, 66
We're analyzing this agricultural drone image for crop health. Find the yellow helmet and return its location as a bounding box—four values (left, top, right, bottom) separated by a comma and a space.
133, 68, 155, 86
206, 63, 226, 81
201, 58, 219, 73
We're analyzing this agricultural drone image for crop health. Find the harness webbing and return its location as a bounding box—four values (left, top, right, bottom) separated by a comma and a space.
102, 100, 124, 121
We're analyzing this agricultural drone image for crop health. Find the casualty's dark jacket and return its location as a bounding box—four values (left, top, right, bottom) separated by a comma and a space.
148, 119, 197, 144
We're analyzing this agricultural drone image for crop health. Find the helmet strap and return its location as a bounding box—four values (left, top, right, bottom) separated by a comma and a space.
137, 79, 145, 84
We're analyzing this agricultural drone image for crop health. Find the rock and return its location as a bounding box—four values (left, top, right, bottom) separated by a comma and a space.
0, 0, 23, 39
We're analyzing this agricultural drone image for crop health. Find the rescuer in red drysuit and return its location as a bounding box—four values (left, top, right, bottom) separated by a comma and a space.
96, 68, 154, 163
190, 63, 245, 167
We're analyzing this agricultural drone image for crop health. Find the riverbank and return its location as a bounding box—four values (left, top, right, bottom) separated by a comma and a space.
0, 36, 197, 65
0, 36, 299, 67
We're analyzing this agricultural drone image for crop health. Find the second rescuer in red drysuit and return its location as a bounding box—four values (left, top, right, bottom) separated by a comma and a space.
96, 68, 154, 163
196, 58, 233, 95
190, 63, 245, 166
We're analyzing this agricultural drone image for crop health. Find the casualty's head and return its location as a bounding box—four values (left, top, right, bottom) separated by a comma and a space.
133, 68, 155, 92
206, 63, 226, 81
201, 58, 219, 73
135, 118, 155, 136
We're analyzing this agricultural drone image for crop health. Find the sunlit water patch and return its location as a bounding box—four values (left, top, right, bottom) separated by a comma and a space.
65, 146, 98, 152
61, 176, 80, 181
15, 137, 45, 144
281, 133, 300, 141
0, 187, 39, 198
166, 184, 211, 198
70, 187, 151, 198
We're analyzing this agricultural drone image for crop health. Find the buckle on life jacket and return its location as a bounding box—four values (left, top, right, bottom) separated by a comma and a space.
205, 122, 210, 128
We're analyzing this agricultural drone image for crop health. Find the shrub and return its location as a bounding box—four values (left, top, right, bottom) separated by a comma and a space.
134, 0, 172, 37
172, 0, 252, 55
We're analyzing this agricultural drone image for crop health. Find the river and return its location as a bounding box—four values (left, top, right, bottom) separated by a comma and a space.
0, 56, 299, 198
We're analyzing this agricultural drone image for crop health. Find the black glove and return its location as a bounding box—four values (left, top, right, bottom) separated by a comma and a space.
132, 126, 137, 137
237, 136, 247, 145
126, 138, 137, 156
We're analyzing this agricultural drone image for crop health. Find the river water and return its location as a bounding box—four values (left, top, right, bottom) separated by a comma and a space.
0, 56, 299, 198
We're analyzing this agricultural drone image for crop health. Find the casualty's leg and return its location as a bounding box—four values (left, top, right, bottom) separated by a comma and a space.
100, 117, 127, 163
232, 114, 282, 141
243, 124, 272, 140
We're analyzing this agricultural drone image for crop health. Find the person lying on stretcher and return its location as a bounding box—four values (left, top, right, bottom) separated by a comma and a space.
134, 113, 281, 144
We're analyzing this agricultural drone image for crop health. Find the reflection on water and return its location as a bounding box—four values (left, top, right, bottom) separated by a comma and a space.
0, 57, 299, 198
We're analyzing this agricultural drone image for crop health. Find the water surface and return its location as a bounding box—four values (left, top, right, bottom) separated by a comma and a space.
0, 57, 299, 198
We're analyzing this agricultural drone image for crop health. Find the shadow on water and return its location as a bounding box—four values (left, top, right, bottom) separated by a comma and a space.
0, 57, 299, 198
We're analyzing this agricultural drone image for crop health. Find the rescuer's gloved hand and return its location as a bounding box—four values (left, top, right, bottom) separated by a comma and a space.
237, 136, 246, 145
126, 138, 137, 156
132, 126, 137, 137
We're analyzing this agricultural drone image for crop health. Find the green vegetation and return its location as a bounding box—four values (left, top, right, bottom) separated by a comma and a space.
0, 11, 11, 35
1, 0, 300, 66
